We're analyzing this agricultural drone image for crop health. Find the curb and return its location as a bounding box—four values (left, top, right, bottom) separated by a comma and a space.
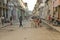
0, 23, 10, 29
42, 20, 60, 32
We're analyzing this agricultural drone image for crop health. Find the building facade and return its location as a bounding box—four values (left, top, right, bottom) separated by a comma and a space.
0, 0, 28, 24
0, 0, 8, 17
33, 0, 60, 25
0, 0, 8, 23
43, 0, 53, 20
32, 0, 43, 16
53, 0, 60, 21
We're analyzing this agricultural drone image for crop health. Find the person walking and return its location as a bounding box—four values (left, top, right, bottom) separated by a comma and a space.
10, 16, 13, 25
19, 16, 23, 27
48, 15, 51, 23
1, 16, 4, 25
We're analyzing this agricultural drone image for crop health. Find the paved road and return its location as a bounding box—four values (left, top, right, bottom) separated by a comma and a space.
0, 20, 60, 40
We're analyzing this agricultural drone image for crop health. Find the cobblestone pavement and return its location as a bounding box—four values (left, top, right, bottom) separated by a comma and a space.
0, 20, 60, 40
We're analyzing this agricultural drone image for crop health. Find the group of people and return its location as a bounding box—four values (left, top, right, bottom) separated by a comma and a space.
31, 16, 42, 28
0, 15, 42, 28
0, 16, 23, 27
0, 16, 13, 26
48, 14, 60, 25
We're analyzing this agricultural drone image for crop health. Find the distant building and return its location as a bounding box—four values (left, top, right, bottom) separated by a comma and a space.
32, 0, 43, 16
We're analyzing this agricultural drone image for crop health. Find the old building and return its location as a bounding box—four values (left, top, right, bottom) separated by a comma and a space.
42, 0, 54, 20
19, 0, 29, 20
38, 0, 53, 20
38, 3, 45, 19
8, 0, 28, 22
0, 0, 28, 24
0, 0, 8, 17
44, 0, 60, 22
53, 0, 60, 21
33, 0, 43, 16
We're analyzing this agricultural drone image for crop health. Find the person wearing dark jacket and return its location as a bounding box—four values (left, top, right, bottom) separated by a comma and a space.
10, 16, 13, 25
19, 16, 23, 27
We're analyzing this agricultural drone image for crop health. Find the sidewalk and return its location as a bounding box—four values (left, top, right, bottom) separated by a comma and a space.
0, 20, 30, 28
0, 23, 10, 28
42, 20, 60, 32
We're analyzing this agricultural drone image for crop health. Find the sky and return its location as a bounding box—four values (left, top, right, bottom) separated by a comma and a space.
23, 0, 37, 11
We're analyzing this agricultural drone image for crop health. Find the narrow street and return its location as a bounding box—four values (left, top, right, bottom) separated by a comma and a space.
0, 0, 60, 40
0, 20, 60, 40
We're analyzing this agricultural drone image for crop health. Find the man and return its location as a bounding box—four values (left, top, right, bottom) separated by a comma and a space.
19, 16, 23, 27
10, 16, 13, 25
1, 16, 4, 25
